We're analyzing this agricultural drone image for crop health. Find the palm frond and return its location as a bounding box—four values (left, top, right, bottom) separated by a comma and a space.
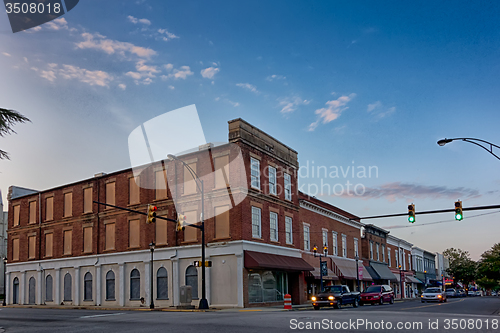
0, 108, 31, 137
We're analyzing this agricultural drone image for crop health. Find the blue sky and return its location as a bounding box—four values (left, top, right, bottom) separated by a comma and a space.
1, 0, 500, 259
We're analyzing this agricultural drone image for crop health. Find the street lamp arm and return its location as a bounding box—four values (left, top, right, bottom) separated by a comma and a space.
437, 137, 500, 161
167, 154, 204, 193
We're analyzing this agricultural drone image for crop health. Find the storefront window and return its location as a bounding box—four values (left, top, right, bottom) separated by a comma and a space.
248, 271, 287, 303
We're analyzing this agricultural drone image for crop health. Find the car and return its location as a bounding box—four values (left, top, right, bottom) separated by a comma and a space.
444, 288, 457, 298
475, 291, 482, 297
360, 285, 395, 305
468, 290, 476, 297
311, 285, 360, 310
421, 287, 447, 303
491, 291, 497, 296
458, 290, 466, 297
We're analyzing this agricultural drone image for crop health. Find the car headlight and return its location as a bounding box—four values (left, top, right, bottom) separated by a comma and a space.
328, 296, 334, 300
438, 295, 442, 298
420, 295, 423, 297
373, 295, 380, 298
311, 296, 316, 301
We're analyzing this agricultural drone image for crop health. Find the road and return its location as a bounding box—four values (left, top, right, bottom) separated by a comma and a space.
0, 297, 499, 333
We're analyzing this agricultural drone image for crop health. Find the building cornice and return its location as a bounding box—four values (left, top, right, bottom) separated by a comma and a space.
299, 200, 363, 230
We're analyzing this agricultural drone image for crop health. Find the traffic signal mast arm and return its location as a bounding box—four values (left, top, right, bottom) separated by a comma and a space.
353, 204, 500, 221
93, 201, 203, 230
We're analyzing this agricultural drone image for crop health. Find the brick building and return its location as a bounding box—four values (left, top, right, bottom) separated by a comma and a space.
387, 234, 421, 298
5, 119, 320, 308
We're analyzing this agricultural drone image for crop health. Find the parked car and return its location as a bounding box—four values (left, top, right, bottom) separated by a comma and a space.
311, 285, 360, 310
475, 291, 482, 296
468, 290, 476, 297
444, 288, 457, 298
457, 290, 466, 297
360, 285, 395, 305
491, 291, 497, 296
421, 287, 447, 303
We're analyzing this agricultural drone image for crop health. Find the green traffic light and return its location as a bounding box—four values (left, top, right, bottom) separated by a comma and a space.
408, 215, 415, 223
455, 211, 463, 221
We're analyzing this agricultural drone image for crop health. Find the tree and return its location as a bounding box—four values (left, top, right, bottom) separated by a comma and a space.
0, 108, 30, 160
443, 248, 477, 287
476, 243, 500, 290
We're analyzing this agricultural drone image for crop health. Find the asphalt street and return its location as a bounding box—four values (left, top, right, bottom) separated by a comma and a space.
0, 297, 499, 333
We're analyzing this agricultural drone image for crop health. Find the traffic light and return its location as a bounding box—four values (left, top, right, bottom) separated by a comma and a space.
408, 204, 415, 223
147, 205, 157, 224
455, 201, 463, 221
177, 213, 186, 232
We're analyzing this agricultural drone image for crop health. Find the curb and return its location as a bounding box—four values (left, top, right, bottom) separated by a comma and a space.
2, 305, 219, 312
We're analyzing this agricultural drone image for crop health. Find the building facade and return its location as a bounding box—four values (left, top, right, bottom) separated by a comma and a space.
386, 235, 420, 298
1, 191, 8, 296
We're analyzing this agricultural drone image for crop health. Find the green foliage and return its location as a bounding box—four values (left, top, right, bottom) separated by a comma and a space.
0, 108, 30, 160
477, 243, 500, 289
443, 248, 477, 286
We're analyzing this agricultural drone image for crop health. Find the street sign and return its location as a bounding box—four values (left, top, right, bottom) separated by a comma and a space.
194, 260, 212, 267
320, 261, 328, 276
358, 266, 363, 280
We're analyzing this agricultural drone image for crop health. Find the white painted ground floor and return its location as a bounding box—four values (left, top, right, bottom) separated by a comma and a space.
5, 240, 310, 308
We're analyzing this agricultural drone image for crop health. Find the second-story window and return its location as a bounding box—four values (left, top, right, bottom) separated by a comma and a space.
270, 211, 278, 241
83, 227, 92, 253
342, 234, 347, 257
45, 233, 53, 257
354, 238, 359, 258
322, 229, 328, 248
251, 206, 261, 238
250, 158, 260, 189
376, 243, 380, 261
284, 173, 292, 200
285, 216, 293, 244
402, 249, 406, 270
388, 248, 391, 266
408, 254, 411, 270
268, 166, 277, 195
369, 241, 373, 260
63, 229, 72, 255
332, 232, 338, 256
303, 224, 310, 251
28, 235, 36, 259
64, 192, 72, 218
395, 250, 399, 268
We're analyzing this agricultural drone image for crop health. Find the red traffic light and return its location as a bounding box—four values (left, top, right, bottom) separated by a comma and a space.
151, 206, 157, 211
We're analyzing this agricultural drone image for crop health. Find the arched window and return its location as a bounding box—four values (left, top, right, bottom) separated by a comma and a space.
64, 273, 72, 301
84, 272, 92, 301
13, 277, 19, 304
106, 271, 115, 301
185, 265, 198, 299
130, 269, 140, 300
156, 267, 168, 299
45, 275, 53, 302
28, 277, 36, 304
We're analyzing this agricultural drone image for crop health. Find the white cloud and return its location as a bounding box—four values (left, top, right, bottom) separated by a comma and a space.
277, 96, 310, 114
228, 100, 239, 107
45, 18, 68, 30
2, 52, 11, 57
139, 18, 151, 25
200, 66, 219, 79
23, 57, 28, 63
160, 65, 193, 80
163, 63, 174, 71
367, 101, 382, 112
128, 15, 138, 24
308, 93, 355, 131
118, 84, 127, 90
168, 85, 175, 90
236, 83, 259, 94
76, 32, 157, 59
34, 63, 113, 87
158, 28, 179, 41
367, 101, 396, 119
128, 16, 151, 25
266, 74, 286, 81
378, 106, 396, 118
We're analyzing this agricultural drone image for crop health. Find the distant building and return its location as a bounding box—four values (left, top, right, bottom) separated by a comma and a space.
435, 252, 450, 287
387, 235, 421, 298
1, 190, 9, 296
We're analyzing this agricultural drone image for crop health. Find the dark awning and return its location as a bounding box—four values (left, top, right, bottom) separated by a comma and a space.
308, 267, 339, 280
244, 251, 314, 271
406, 276, 423, 284
330, 257, 372, 280
367, 262, 398, 282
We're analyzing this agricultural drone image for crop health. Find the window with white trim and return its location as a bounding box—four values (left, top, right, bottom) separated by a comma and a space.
322, 229, 328, 248
382, 244, 386, 263
270, 212, 278, 242
285, 216, 293, 244
402, 249, 406, 270
332, 232, 338, 256
369, 241, 373, 260
388, 248, 391, 267
284, 173, 292, 200
376, 243, 380, 261
395, 250, 399, 268
251, 207, 261, 238
268, 166, 277, 195
303, 225, 310, 251
341, 234, 347, 257
354, 238, 359, 258
250, 158, 260, 189
408, 254, 411, 270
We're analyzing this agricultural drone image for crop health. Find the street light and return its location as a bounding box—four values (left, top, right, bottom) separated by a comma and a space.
398, 265, 404, 299
167, 154, 209, 310
424, 270, 427, 288
437, 137, 500, 161
149, 242, 155, 309
355, 255, 360, 292
313, 244, 328, 292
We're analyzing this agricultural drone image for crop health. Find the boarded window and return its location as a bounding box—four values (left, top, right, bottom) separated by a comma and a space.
63, 230, 72, 255
106, 182, 115, 206
45, 233, 53, 257
28, 235, 36, 259
184, 210, 197, 242
214, 155, 230, 188
105, 223, 115, 250
83, 188, 93, 213
29, 201, 36, 224
129, 177, 140, 204
12, 238, 19, 261
64, 192, 72, 217
13, 205, 20, 226
45, 197, 53, 221
155, 170, 168, 200
183, 163, 197, 194
214, 205, 229, 239
129, 219, 140, 248
83, 227, 92, 253
156, 219, 168, 245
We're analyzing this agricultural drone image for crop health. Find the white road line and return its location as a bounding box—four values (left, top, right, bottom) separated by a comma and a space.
80, 313, 125, 319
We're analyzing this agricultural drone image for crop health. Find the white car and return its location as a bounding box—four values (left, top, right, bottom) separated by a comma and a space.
421, 287, 447, 303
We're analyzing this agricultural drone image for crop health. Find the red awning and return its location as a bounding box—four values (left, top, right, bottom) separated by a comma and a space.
244, 251, 314, 271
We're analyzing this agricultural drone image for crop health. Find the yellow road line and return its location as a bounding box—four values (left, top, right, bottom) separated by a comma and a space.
402, 298, 465, 310
239, 309, 262, 312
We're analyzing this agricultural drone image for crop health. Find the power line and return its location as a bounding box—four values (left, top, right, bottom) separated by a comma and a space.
384, 210, 500, 229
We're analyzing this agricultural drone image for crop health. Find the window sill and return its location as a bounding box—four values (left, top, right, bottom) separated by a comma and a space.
129, 298, 141, 301
82, 251, 93, 255
43, 256, 53, 259
212, 237, 231, 242
83, 299, 93, 302
62, 253, 72, 257
181, 240, 199, 245
250, 186, 261, 192
105, 298, 116, 301
252, 237, 263, 240
127, 246, 141, 250
83, 211, 93, 215
127, 203, 141, 207
270, 239, 279, 244
153, 198, 168, 202
156, 298, 169, 300
103, 248, 116, 253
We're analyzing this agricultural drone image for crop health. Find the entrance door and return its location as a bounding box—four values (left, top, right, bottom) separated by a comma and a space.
13, 277, 19, 304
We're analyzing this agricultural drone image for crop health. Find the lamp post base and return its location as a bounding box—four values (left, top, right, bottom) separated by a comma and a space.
198, 298, 209, 309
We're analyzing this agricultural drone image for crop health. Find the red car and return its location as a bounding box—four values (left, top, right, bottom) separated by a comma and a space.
360, 285, 395, 305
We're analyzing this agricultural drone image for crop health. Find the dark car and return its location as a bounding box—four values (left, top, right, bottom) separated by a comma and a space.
311, 285, 360, 310
360, 285, 395, 305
